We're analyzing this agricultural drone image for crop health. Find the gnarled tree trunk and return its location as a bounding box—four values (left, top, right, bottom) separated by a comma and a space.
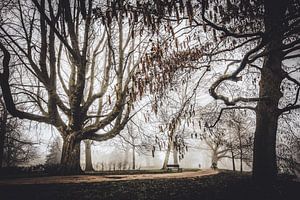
60, 134, 82, 174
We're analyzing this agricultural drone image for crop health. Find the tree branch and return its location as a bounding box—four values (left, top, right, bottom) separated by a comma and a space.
209, 41, 267, 105
208, 106, 256, 128
0, 42, 50, 123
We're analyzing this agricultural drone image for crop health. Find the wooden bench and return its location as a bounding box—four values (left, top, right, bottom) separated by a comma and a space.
166, 164, 183, 172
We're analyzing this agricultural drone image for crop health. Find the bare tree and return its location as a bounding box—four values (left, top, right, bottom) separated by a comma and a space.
127, 0, 300, 183
201, 119, 229, 170
0, 0, 150, 174
117, 117, 154, 170
277, 111, 300, 175
0, 97, 37, 167
229, 111, 255, 172
45, 136, 62, 165
200, 0, 300, 183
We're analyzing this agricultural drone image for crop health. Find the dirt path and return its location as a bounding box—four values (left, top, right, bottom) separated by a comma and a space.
0, 169, 218, 185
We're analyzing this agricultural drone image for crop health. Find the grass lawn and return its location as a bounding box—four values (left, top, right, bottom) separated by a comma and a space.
0, 170, 299, 200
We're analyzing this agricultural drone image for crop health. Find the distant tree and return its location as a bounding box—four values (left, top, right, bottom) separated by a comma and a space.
45, 136, 62, 166
84, 140, 93, 172
0, 97, 37, 167
277, 112, 300, 175
117, 118, 153, 170
201, 118, 229, 170
198, 102, 255, 171
226, 111, 254, 172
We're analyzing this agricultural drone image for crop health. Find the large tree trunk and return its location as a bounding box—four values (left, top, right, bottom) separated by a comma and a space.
84, 140, 94, 172
60, 134, 82, 174
253, 103, 279, 182
252, 0, 287, 183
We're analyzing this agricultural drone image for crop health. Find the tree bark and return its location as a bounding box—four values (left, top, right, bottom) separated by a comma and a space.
84, 140, 94, 172
60, 134, 82, 174
252, 0, 287, 183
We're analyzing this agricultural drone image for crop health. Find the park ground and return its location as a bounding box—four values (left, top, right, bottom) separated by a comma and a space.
0, 169, 299, 200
